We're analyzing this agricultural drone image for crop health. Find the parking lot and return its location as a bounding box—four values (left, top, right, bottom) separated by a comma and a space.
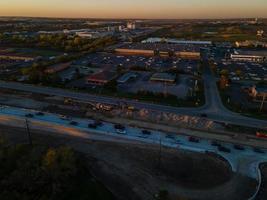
117, 72, 195, 99
216, 59, 267, 82
82, 53, 200, 74
0, 59, 30, 77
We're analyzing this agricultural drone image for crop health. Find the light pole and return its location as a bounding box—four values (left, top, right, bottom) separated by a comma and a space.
260, 93, 266, 112
25, 119, 32, 146
158, 132, 162, 171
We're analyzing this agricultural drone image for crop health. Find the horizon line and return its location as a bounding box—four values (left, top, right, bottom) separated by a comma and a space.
0, 15, 266, 21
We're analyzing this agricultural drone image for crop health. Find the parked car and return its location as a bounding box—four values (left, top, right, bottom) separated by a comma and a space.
69, 121, 78, 126
211, 140, 221, 147
35, 112, 44, 116
188, 136, 200, 143
116, 129, 127, 135
60, 115, 71, 121
234, 145, 244, 151
94, 120, 103, 127
25, 113, 34, 118
88, 123, 97, 129
253, 148, 265, 154
200, 113, 208, 118
142, 130, 151, 135
218, 146, 231, 153
114, 124, 125, 130
166, 134, 175, 139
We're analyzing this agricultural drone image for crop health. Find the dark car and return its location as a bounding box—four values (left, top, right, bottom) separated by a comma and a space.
234, 145, 245, 151
218, 146, 231, 153
188, 136, 200, 143
88, 123, 97, 129
114, 124, 125, 130
69, 121, 78, 126
253, 148, 265, 154
94, 120, 103, 127
25, 113, 34, 118
211, 140, 221, 147
166, 134, 175, 139
35, 112, 44, 116
200, 113, 208, 118
142, 130, 151, 135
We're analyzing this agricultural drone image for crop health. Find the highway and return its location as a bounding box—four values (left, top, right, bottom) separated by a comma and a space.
0, 105, 266, 185
0, 65, 266, 129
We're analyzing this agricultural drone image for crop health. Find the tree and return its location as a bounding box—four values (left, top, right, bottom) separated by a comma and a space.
156, 189, 170, 200
220, 69, 229, 76
219, 75, 229, 90
235, 69, 242, 77
73, 37, 82, 46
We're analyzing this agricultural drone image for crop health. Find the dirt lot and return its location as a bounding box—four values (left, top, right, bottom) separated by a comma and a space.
0, 125, 257, 200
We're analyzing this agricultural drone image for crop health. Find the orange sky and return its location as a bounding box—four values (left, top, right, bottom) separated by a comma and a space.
0, 0, 267, 19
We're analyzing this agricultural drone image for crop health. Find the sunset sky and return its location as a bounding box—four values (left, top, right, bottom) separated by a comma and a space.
0, 0, 267, 19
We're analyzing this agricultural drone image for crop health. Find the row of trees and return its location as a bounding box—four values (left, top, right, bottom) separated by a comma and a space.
0, 33, 117, 52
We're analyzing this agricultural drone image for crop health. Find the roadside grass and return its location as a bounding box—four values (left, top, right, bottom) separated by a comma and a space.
217, 84, 267, 121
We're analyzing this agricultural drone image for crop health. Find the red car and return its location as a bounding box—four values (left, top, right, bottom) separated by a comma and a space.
256, 131, 267, 139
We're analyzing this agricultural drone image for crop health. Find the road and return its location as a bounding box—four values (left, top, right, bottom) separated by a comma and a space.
0, 72, 266, 129
0, 105, 266, 192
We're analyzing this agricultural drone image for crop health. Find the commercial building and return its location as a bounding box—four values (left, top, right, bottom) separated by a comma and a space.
87, 70, 118, 86
127, 21, 136, 30
44, 62, 72, 74
150, 73, 176, 84
235, 40, 267, 48
115, 42, 210, 59
230, 51, 267, 62
0, 54, 35, 62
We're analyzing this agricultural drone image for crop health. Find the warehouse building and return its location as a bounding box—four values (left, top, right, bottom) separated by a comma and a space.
150, 73, 176, 84
114, 42, 210, 59
230, 50, 267, 62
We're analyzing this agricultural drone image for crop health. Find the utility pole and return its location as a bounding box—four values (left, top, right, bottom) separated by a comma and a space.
158, 132, 162, 171
25, 119, 32, 146
260, 93, 266, 112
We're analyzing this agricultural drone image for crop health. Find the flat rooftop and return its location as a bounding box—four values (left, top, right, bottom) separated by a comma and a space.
117, 42, 209, 52
150, 73, 176, 82
233, 50, 267, 56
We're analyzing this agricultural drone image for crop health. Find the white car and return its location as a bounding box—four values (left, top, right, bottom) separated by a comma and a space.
116, 129, 127, 134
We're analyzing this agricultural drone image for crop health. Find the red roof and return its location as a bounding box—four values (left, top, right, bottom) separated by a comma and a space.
87, 70, 117, 84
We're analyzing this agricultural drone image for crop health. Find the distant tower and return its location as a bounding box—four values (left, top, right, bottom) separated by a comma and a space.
257, 30, 264, 37
127, 21, 136, 30
118, 25, 123, 32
